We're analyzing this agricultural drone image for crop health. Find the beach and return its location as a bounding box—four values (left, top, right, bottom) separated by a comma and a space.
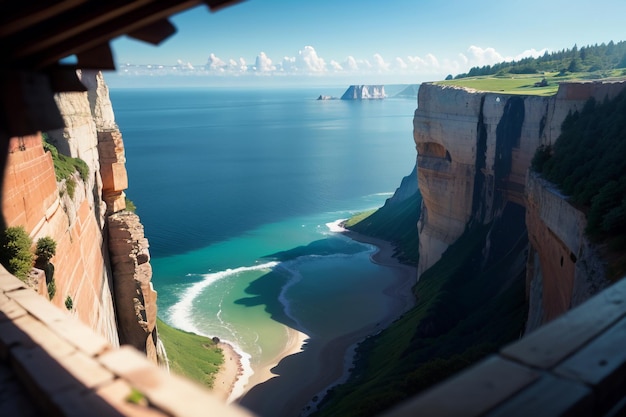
235, 229, 417, 417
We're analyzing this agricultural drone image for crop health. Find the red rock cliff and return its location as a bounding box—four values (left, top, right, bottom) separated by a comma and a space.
1, 70, 159, 361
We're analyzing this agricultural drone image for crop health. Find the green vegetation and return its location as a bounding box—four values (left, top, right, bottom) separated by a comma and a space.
439, 41, 626, 95
47, 279, 56, 300
0, 226, 34, 281
125, 197, 137, 213
36, 236, 57, 262
126, 388, 147, 406
64, 295, 73, 310
456, 41, 626, 79
532, 89, 626, 277
156, 318, 224, 389
345, 191, 421, 265
36, 236, 57, 298
316, 214, 527, 416
42, 133, 90, 183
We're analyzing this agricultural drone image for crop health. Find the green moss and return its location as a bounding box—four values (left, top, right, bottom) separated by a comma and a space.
42, 135, 90, 183
156, 318, 224, 389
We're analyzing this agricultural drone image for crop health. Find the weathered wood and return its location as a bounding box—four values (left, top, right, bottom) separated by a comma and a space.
485, 374, 593, 417
501, 278, 626, 369
554, 315, 626, 416
382, 356, 540, 417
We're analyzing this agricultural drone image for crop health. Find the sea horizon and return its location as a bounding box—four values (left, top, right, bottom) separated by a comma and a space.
110, 85, 418, 413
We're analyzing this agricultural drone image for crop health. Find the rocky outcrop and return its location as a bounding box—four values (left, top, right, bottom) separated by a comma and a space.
1, 70, 159, 361
108, 211, 159, 363
341, 85, 386, 100
414, 80, 626, 328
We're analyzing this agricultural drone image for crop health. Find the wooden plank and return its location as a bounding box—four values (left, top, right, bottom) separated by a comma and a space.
485, 374, 593, 417
554, 315, 626, 416
18, 0, 202, 69
381, 356, 540, 417
501, 278, 626, 369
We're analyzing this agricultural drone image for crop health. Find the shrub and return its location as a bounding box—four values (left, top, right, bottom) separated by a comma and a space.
65, 295, 73, 310
0, 226, 34, 281
36, 236, 57, 262
125, 197, 137, 213
47, 279, 56, 299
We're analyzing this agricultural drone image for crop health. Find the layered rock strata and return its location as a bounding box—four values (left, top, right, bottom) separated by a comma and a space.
108, 211, 159, 362
414, 80, 626, 327
1, 70, 159, 360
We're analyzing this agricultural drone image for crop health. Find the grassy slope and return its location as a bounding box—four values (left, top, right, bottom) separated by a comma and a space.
157, 318, 224, 389
345, 191, 421, 266
436, 70, 626, 96
316, 208, 527, 417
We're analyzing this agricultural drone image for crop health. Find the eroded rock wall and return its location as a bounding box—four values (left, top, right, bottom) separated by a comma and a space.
413, 84, 548, 276
108, 211, 158, 362
1, 70, 159, 359
414, 80, 626, 329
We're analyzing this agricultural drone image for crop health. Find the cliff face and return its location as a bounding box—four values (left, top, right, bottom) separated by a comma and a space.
2, 70, 159, 360
414, 80, 626, 328
341, 85, 386, 100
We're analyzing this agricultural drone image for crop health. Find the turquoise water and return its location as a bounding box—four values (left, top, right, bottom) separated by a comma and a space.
110, 86, 417, 396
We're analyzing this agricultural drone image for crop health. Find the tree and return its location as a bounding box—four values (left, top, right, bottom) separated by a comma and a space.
0, 226, 34, 281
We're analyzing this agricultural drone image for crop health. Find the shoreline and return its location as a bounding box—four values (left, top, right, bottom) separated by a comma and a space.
212, 342, 243, 403
238, 224, 417, 416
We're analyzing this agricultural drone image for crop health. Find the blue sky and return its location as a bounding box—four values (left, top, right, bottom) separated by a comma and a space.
107, 0, 626, 87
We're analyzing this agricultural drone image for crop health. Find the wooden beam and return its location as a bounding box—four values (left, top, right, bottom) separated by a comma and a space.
13, 0, 203, 69
0, 0, 88, 37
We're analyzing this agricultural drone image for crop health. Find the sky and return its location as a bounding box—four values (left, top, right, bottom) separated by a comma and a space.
106, 0, 626, 87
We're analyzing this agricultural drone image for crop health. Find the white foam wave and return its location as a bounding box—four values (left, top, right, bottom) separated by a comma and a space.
325, 218, 347, 232
167, 261, 279, 403
169, 261, 279, 333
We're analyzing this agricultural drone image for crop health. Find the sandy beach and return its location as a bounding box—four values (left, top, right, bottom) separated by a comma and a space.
212, 342, 243, 403
236, 228, 417, 417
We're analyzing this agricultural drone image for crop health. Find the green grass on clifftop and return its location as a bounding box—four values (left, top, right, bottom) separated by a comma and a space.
436, 70, 626, 96
157, 318, 223, 389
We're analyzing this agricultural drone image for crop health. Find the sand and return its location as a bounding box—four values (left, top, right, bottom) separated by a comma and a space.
212, 342, 243, 403
235, 228, 417, 417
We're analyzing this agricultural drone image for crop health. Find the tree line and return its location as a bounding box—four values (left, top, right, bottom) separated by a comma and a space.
452, 40, 626, 79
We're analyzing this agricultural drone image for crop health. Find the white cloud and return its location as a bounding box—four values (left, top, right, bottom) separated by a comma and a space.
344, 56, 359, 71
329, 60, 343, 71
298, 46, 326, 72
255, 52, 274, 72
207, 53, 226, 71
395, 57, 408, 69
372, 53, 390, 71
118, 44, 551, 83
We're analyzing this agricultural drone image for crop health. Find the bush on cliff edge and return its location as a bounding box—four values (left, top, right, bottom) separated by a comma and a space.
0, 226, 34, 281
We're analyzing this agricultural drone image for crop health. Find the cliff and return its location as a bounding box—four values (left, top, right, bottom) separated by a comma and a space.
414, 80, 626, 329
341, 85, 386, 100
2, 70, 160, 362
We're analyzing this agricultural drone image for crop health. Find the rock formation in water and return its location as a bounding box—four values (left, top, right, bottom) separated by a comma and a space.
2, 70, 160, 361
414, 80, 626, 330
341, 85, 386, 100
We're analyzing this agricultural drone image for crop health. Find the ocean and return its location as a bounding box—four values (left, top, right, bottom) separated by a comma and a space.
109, 85, 418, 405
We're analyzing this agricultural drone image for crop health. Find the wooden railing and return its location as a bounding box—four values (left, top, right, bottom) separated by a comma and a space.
0, 266, 254, 417
3, 258, 626, 417
382, 276, 626, 417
